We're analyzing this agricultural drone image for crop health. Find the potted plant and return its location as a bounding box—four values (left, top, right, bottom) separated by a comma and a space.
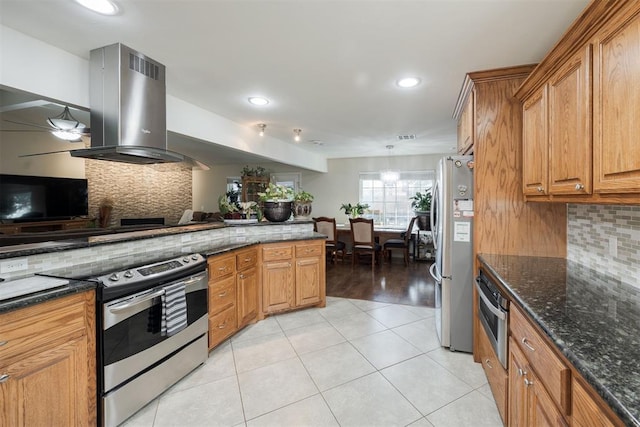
218, 194, 241, 219
293, 190, 314, 219
410, 189, 432, 230
340, 202, 370, 218
258, 183, 294, 222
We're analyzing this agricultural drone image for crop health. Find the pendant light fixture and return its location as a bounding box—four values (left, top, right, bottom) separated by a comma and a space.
47, 106, 87, 142
381, 145, 399, 183
258, 123, 266, 136
293, 128, 302, 142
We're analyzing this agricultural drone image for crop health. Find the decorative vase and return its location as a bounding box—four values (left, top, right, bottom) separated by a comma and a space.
262, 201, 293, 222
293, 202, 312, 219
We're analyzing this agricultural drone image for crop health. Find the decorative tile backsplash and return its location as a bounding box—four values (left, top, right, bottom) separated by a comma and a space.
86, 160, 192, 227
567, 204, 640, 289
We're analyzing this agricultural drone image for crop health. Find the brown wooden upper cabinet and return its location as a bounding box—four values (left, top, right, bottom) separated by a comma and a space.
457, 90, 474, 155
517, 1, 640, 203
593, 7, 640, 193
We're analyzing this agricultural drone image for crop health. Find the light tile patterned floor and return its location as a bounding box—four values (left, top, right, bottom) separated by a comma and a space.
122, 297, 502, 427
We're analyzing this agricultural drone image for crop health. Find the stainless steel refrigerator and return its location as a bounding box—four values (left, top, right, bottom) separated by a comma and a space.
429, 155, 474, 353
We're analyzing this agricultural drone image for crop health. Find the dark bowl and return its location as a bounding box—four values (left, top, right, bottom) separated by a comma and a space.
263, 201, 293, 222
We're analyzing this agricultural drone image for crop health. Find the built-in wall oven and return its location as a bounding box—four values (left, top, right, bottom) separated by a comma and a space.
476, 270, 509, 368
99, 254, 208, 427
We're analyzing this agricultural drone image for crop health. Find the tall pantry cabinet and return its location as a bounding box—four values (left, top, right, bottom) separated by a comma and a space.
453, 66, 567, 424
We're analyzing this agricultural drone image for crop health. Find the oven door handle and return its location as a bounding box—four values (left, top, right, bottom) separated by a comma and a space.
181, 272, 207, 287
109, 289, 166, 313
475, 282, 506, 321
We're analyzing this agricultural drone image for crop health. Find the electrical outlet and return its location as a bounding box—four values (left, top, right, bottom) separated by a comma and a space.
1, 258, 28, 274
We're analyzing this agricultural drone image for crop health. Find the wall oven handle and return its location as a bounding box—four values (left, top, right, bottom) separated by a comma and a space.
109, 289, 166, 313
475, 282, 506, 321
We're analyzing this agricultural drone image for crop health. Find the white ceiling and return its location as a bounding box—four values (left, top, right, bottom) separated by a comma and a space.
0, 0, 589, 164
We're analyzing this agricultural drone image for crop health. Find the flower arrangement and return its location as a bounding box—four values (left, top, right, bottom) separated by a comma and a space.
258, 183, 294, 201
340, 202, 370, 218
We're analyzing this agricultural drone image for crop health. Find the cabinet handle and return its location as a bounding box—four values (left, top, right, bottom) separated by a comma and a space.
218, 321, 228, 329
218, 267, 227, 272
218, 291, 227, 297
0, 341, 7, 347
485, 359, 492, 369
536, 186, 544, 193
288, 262, 292, 267
244, 258, 251, 262
517, 368, 528, 377
521, 337, 536, 352
575, 183, 585, 191
524, 378, 534, 387
0, 374, 9, 383
239, 274, 245, 279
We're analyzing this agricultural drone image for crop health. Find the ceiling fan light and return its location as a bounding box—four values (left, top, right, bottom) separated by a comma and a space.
47, 106, 84, 130
75, 0, 118, 15
52, 130, 82, 142
248, 97, 269, 106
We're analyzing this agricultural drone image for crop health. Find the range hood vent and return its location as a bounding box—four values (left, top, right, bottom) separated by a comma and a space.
70, 43, 204, 167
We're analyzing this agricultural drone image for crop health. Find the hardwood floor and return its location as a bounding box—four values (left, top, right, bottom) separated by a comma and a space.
325, 258, 435, 307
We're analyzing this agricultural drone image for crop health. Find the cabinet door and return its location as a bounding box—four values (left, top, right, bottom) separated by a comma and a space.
572, 377, 617, 427
509, 338, 529, 427
522, 86, 549, 196
548, 45, 592, 195
457, 91, 474, 154
237, 267, 259, 328
262, 260, 294, 313
0, 337, 90, 427
528, 370, 568, 427
295, 257, 321, 307
593, 8, 640, 193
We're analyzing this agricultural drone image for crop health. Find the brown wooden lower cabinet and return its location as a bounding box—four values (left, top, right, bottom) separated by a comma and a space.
475, 299, 625, 426
477, 324, 508, 424
208, 240, 326, 349
0, 291, 96, 426
508, 337, 567, 427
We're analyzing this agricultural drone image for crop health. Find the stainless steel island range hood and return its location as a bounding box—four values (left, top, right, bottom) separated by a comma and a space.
71, 43, 188, 165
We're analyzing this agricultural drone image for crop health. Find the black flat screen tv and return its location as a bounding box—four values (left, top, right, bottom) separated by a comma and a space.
0, 174, 89, 222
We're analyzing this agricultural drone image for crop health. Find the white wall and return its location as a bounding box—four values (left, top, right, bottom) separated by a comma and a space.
194, 153, 445, 221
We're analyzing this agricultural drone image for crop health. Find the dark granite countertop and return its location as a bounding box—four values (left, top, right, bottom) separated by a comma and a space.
0, 220, 314, 259
478, 254, 640, 427
0, 279, 96, 314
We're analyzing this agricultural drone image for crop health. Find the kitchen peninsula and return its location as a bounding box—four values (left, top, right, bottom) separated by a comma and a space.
0, 220, 326, 426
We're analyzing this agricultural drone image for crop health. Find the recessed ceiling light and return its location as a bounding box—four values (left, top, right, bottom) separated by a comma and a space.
248, 97, 269, 106
396, 77, 421, 88
75, 0, 119, 15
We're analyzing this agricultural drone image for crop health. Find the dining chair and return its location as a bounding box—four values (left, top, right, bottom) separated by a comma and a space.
313, 217, 345, 263
349, 217, 381, 271
383, 216, 417, 266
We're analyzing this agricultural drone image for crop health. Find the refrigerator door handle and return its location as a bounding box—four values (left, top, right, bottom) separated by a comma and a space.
431, 180, 439, 250
429, 262, 443, 282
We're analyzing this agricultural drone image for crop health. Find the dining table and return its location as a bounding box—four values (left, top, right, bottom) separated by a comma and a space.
335, 223, 434, 261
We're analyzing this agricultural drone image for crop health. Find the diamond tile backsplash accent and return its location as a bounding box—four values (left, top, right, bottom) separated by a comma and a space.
568, 204, 640, 290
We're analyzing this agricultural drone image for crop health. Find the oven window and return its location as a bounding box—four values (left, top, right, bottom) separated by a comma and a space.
103, 289, 207, 365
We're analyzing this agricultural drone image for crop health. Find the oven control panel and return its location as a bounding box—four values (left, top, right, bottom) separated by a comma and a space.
99, 253, 205, 287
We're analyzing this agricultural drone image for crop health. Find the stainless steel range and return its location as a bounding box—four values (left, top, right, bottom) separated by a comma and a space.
54, 253, 209, 427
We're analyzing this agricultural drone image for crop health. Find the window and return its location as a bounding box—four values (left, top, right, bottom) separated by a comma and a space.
359, 170, 435, 229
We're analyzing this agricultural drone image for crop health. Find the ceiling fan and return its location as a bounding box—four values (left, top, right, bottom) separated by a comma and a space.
2, 105, 90, 142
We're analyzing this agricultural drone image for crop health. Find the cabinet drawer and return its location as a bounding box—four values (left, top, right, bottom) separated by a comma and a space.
208, 255, 236, 280
208, 305, 237, 349
510, 304, 570, 413
262, 245, 293, 261
295, 243, 323, 258
208, 275, 236, 315
0, 293, 88, 363
236, 248, 258, 271
477, 321, 508, 424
